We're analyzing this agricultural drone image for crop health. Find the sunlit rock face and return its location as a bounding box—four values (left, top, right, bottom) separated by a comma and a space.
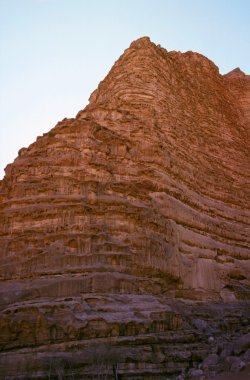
0, 37, 249, 379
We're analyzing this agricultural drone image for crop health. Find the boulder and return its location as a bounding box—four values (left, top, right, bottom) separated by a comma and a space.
234, 333, 250, 355
225, 356, 246, 372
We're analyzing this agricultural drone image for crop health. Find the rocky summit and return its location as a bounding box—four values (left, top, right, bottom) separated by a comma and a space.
0, 37, 250, 379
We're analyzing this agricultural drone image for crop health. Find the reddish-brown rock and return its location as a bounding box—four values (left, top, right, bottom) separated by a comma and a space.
0, 37, 249, 379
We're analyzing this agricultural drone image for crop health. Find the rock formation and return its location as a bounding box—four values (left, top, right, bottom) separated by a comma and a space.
0, 37, 249, 379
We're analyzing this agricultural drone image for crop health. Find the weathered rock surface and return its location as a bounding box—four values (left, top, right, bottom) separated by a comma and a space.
0, 37, 249, 379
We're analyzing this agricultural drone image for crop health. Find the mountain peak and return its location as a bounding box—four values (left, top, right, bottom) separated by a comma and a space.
224, 67, 246, 78
129, 36, 154, 49
81, 37, 221, 117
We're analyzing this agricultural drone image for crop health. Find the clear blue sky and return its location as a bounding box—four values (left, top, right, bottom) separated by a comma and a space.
0, 0, 250, 179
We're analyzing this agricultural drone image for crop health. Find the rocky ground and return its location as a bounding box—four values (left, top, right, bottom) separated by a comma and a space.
211, 366, 250, 380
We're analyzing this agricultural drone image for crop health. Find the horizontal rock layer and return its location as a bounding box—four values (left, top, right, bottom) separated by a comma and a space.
0, 298, 249, 379
0, 37, 249, 378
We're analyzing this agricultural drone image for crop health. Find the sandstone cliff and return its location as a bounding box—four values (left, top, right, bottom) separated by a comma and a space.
0, 37, 249, 379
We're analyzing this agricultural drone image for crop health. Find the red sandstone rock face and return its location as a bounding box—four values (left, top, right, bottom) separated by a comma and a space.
0, 37, 249, 379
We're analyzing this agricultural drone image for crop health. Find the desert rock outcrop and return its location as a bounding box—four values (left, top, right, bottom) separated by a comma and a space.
0, 37, 249, 379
